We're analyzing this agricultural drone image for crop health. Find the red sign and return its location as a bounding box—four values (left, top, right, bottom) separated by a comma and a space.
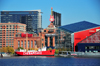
21, 33, 32, 37
49, 15, 54, 22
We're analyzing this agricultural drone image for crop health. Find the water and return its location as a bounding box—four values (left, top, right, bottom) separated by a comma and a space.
0, 56, 100, 66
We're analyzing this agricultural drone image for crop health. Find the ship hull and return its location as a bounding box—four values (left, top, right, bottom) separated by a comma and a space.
15, 49, 55, 56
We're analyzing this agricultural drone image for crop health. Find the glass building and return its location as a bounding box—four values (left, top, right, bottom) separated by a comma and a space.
53, 11, 61, 27
55, 28, 72, 51
0, 10, 42, 33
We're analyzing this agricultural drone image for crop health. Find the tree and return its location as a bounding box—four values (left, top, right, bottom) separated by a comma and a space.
55, 49, 59, 54
1, 47, 7, 52
28, 48, 35, 50
47, 48, 52, 50
17, 47, 24, 50
0, 47, 14, 54
7, 47, 14, 54
0, 48, 2, 52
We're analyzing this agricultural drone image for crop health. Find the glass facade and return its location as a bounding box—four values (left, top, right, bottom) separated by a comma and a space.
53, 11, 61, 27
56, 28, 72, 51
0, 11, 42, 33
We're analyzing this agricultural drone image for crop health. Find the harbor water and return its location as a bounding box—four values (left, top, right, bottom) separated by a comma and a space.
0, 56, 100, 66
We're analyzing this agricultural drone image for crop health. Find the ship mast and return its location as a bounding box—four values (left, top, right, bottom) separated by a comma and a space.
26, 33, 28, 52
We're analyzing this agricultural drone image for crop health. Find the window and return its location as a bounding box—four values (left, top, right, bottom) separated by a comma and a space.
31, 41, 33, 48
6, 44, 8, 45
42, 39, 43, 41
85, 46, 100, 50
89, 46, 94, 49
9, 44, 11, 45
25, 41, 26, 48
21, 41, 23, 47
95, 46, 100, 50
44, 30, 46, 32
8, 15, 12, 16
28, 41, 30, 48
18, 41, 20, 47
42, 43, 43, 47
34, 41, 36, 47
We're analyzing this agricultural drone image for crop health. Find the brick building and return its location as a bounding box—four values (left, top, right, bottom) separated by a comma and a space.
14, 33, 42, 50
0, 22, 26, 48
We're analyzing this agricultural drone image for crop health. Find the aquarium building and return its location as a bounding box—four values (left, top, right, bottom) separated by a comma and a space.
57, 21, 100, 52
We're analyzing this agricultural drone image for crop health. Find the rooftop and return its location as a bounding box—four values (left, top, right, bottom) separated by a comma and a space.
58, 21, 100, 33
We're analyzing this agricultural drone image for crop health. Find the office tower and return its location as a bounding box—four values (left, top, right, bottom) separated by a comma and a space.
53, 11, 61, 27
0, 10, 42, 33
0, 22, 26, 48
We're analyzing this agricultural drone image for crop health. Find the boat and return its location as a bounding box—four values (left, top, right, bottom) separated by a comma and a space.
58, 51, 72, 57
15, 47, 55, 56
70, 52, 100, 57
0, 52, 11, 57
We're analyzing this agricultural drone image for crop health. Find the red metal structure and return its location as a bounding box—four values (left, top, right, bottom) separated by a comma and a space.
80, 30, 100, 43
74, 27, 100, 51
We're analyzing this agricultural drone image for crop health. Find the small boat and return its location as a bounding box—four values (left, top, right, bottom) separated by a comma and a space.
15, 47, 55, 56
58, 51, 72, 57
0, 53, 11, 57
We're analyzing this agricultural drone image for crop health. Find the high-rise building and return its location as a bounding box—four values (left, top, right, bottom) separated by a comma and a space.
53, 11, 61, 27
0, 10, 42, 33
0, 22, 26, 48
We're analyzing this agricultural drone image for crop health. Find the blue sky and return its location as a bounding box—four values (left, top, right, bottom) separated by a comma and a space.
0, 0, 100, 28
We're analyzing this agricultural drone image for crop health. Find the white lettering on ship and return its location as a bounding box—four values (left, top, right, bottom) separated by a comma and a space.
23, 52, 42, 55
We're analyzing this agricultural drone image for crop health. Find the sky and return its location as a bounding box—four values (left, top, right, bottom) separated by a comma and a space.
0, 0, 100, 28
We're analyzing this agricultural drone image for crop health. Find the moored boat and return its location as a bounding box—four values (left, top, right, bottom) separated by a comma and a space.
15, 47, 55, 56
58, 51, 72, 57
0, 53, 11, 57
15, 50, 55, 56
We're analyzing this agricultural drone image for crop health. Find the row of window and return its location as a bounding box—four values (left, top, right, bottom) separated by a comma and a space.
18, 41, 36, 48
0, 25, 18, 27
1, 14, 38, 16
0, 46, 13, 48
85, 46, 100, 50
1, 11, 38, 14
